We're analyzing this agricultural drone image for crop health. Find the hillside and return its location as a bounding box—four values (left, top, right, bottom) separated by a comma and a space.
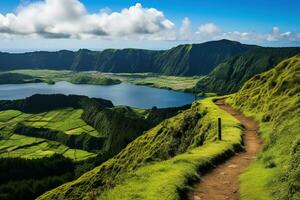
37, 98, 244, 200
194, 47, 300, 94
227, 55, 300, 199
0, 94, 190, 200
36, 55, 300, 200
0, 94, 188, 157
0, 40, 253, 76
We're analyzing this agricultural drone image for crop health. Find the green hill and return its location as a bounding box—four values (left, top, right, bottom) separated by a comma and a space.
37, 98, 244, 200
194, 47, 300, 94
0, 94, 190, 200
0, 40, 253, 76
36, 55, 300, 200
227, 55, 300, 199
0, 94, 188, 158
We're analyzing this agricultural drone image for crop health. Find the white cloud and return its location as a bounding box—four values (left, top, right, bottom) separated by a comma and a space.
221, 26, 300, 43
197, 23, 220, 35
0, 0, 175, 40
0, 1, 299, 45
178, 17, 191, 40
193, 23, 300, 44
266, 26, 300, 42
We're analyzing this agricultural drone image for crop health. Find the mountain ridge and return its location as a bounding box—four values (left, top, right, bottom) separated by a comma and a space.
0, 39, 255, 76
194, 47, 300, 94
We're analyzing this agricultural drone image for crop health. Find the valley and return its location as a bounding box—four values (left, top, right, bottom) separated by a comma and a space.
0, 69, 201, 92
0, 93, 191, 200
0, 0, 299, 199
0, 40, 299, 200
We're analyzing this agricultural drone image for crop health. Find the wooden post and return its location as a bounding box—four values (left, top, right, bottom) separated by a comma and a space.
218, 117, 222, 140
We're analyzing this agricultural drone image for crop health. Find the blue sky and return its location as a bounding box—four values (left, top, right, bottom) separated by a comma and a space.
0, 0, 299, 51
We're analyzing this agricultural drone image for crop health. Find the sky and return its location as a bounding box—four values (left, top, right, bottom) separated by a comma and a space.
0, 0, 300, 52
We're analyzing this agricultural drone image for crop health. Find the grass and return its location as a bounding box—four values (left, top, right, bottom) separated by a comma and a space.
194, 47, 300, 95
103, 73, 202, 91
0, 70, 73, 83
0, 70, 121, 86
70, 73, 121, 85
227, 55, 300, 200
239, 162, 275, 200
0, 108, 99, 161
37, 98, 244, 200
23, 108, 100, 137
1, 69, 201, 92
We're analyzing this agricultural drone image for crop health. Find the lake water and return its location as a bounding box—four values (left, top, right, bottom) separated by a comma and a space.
0, 81, 199, 108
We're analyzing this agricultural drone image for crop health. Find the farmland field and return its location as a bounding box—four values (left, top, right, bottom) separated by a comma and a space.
0, 108, 98, 161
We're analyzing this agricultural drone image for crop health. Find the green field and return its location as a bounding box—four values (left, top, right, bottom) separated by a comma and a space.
0, 69, 201, 92
103, 72, 202, 91
0, 70, 121, 86
0, 108, 98, 161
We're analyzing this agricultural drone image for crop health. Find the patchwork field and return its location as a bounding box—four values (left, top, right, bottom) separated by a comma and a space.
0, 108, 99, 161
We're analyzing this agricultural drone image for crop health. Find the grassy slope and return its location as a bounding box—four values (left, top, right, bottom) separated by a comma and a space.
38, 98, 243, 200
69, 73, 121, 85
0, 69, 196, 91
0, 72, 44, 84
0, 70, 121, 85
0, 109, 97, 161
195, 47, 300, 95
103, 73, 202, 91
227, 55, 300, 200
0, 94, 189, 166
1, 68, 202, 92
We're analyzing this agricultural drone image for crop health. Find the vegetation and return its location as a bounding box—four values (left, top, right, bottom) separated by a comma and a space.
15, 123, 105, 152
195, 47, 300, 94
1, 41, 299, 200
0, 94, 113, 113
226, 55, 300, 200
0, 94, 192, 199
103, 73, 202, 91
0, 70, 121, 86
0, 69, 201, 91
0, 40, 254, 76
0, 94, 189, 159
37, 98, 244, 200
0, 108, 98, 161
0, 154, 74, 200
70, 73, 121, 85
0, 72, 44, 84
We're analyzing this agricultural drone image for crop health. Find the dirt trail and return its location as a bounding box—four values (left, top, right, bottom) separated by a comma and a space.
188, 100, 262, 200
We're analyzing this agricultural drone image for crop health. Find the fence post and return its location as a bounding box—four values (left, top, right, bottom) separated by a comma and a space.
218, 117, 222, 140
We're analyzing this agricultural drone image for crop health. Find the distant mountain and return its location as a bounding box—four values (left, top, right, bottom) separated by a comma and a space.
154, 39, 257, 75
194, 47, 300, 94
0, 40, 255, 76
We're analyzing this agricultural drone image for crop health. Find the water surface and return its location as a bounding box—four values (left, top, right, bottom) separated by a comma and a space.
0, 81, 199, 108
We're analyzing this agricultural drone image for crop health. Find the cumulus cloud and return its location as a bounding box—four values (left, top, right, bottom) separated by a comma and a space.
221, 26, 300, 43
0, 1, 299, 45
266, 26, 300, 42
0, 0, 175, 39
178, 17, 192, 40
197, 23, 220, 35
194, 22, 300, 43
